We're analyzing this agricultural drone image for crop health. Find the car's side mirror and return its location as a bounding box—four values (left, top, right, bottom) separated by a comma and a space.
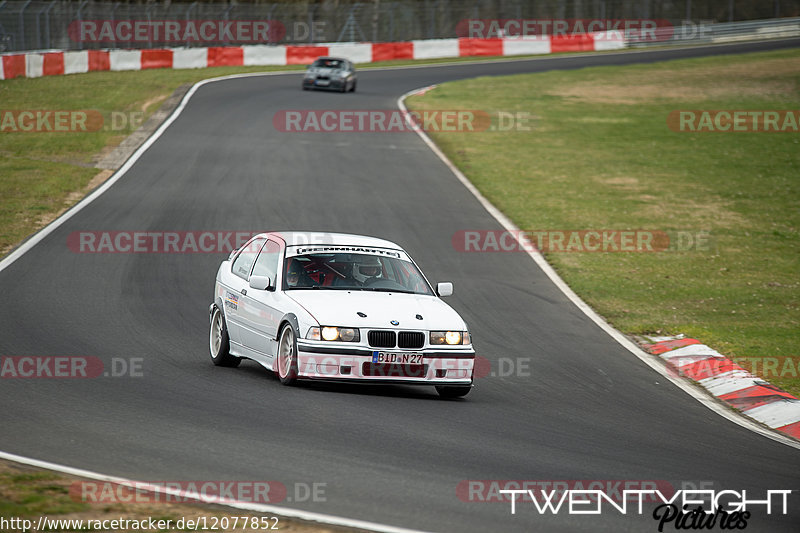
437, 282, 453, 297
249, 275, 273, 291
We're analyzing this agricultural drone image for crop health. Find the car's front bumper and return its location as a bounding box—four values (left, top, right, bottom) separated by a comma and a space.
295, 342, 474, 385
303, 77, 347, 90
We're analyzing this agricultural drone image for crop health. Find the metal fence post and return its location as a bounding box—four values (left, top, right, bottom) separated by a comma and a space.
76, 0, 89, 50
308, 4, 318, 43
185, 1, 197, 47
19, 0, 31, 51
44, 0, 56, 50
267, 3, 276, 45
389, 1, 394, 42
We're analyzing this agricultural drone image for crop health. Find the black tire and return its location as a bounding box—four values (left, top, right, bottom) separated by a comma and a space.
436, 385, 471, 398
209, 306, 241, 367
350, 80, 357, 92
276, 324, 299, 385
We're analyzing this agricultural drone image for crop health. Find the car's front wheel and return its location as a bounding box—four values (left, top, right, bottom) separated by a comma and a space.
276, 325, 299, 385
209, 306, 241, 367
436, 385, 471, 398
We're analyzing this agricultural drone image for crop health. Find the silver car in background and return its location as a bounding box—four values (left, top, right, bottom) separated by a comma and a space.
302, 57, 357, 92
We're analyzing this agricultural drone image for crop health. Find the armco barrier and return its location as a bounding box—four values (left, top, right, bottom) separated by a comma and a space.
0, 32, 624, 80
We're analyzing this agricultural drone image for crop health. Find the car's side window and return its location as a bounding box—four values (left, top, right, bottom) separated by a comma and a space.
251, 239, 281, 283
231, 238, 266, 280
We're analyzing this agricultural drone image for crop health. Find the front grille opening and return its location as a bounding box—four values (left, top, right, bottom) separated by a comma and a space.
368, 330, 396, 348
398, 331, 425, 349
362, 363, 429, 378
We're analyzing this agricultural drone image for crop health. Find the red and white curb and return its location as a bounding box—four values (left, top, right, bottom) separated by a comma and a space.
0, 31, 624, 80
642, 336, 800, 440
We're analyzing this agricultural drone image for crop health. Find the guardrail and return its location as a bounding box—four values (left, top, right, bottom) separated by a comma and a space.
627, 17, 800, 47
1, 0, 800, 54
0, 31, 627, 80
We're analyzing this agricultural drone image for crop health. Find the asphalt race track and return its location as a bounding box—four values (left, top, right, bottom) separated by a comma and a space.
1, 39, 799, 532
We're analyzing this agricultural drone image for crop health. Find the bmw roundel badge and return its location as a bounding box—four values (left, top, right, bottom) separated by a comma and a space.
390, 320, 399, 326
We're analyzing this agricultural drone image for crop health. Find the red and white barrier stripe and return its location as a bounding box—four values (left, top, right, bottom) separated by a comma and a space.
643, 337, 800, 440
0, 31, 624, 80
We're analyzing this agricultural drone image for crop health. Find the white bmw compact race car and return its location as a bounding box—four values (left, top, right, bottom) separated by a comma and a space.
209, 232, 475, 398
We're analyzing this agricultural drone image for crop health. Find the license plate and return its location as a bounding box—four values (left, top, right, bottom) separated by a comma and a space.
315, 79, 330, 86
372, 351, 423, 364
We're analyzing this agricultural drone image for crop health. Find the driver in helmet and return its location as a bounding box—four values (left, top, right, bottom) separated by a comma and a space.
286, 259, 312, 288
353, 255, 382, 285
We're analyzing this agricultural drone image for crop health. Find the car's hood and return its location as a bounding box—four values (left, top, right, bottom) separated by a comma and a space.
286, 290, 467, 331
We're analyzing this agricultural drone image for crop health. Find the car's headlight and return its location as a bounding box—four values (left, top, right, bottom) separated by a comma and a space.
307, 326, 360, 342
430, 331, 470, 345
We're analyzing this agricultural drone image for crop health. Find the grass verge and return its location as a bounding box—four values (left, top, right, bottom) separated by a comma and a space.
0, 50, 614, 257
407, 48, 800, 396
0, 459, 342, 532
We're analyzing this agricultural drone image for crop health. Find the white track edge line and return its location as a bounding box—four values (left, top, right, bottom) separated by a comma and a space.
397, 88, 800, 451
0, 450, 430, 533
0, 42, 797, 529
0, 70, 436, 533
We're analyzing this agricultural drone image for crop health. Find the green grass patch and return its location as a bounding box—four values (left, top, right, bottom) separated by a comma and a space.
0, 471, 88, 516
407, 48, 800, 396
1, 65, 302, 255
0, 53, 582, 257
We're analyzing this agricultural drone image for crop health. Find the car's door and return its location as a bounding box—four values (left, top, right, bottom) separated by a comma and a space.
222, 236, 266, 346
240, 238, 283, 360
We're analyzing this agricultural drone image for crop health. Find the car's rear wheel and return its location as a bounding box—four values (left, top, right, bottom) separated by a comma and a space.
350, 80, 357, 92
436, 385, 471, 398
277, 325, 299, 385
209, 306, 241, 367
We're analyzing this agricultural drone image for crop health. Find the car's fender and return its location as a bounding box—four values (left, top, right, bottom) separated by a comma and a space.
277, 313, 300, 341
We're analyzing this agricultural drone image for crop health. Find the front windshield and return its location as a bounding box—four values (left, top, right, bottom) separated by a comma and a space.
283, 253, 433, 295
312, 59, 343, 69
